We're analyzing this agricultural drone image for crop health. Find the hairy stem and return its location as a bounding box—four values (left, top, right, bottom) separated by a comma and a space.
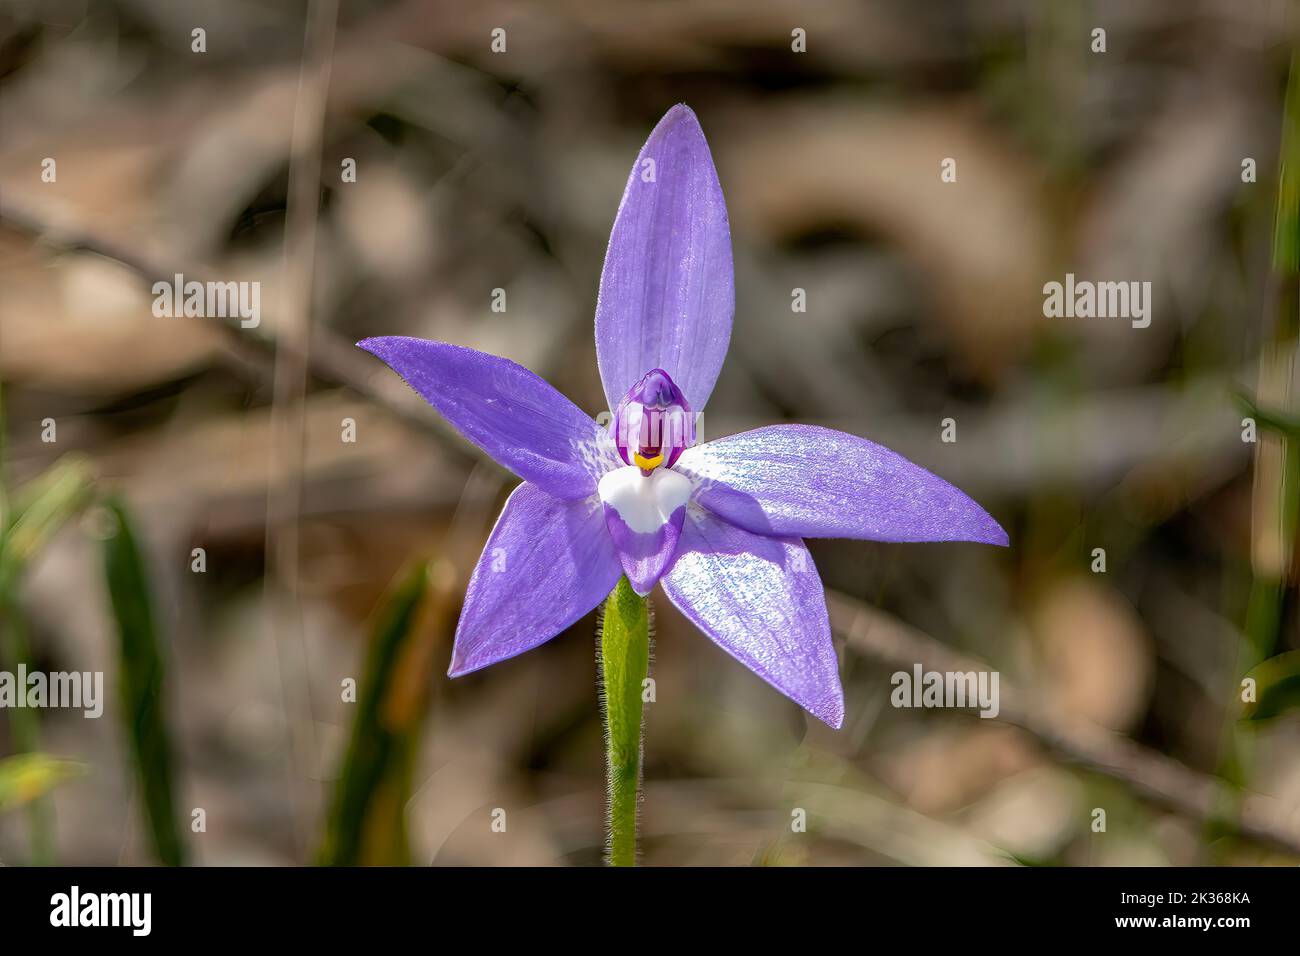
600, 577, 649, 866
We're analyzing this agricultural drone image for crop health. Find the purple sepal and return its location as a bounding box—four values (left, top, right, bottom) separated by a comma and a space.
594, 105, 734, 415
675, 424, 1008, 545
448, 483, 622, 677
661, 509, 844, 728
358, 337, 618, 501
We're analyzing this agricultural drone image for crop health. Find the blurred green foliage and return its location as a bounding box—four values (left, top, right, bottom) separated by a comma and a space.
0, 754, 85, 813
101, 497, 185, 866
319, 560, 436, 866
0, 455, 95, 588
1243, 651, 1300, 722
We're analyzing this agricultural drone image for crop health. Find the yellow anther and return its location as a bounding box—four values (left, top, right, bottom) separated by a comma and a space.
633, 451, 664, 471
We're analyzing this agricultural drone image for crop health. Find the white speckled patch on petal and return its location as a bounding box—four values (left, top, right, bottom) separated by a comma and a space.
598, 465, 693, 595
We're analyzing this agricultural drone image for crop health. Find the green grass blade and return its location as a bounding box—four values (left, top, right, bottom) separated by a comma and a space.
101, 497, 185, 866
0, 454, 93, 864
1275, 51, 1300, 282
1233, 389, 1300, 440
0, 607, 56, 863
318, 560, 437, 866
0, 455, 95, 587
1242, 651, 1300, 721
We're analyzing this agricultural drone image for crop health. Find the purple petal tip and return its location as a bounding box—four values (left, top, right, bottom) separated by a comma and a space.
815, 689, 846, 730
356, 336, 393, 359
659, 102, 699, 128
974, 513, 1011, 547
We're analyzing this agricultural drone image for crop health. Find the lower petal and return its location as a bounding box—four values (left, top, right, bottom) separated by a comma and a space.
598, 466, 692, 596
449, 482, 622, 677
660, 509, 844, 728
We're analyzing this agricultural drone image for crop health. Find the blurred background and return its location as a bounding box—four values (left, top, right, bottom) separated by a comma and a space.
1, 0, 1298, 866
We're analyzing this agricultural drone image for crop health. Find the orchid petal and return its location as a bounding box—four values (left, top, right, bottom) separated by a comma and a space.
595, 104, 734, 415
598, 465, 692, 595
449, 482, 622, 677
359, 337, 617, 500
675, 425, 1008, 545
661, 509, 843, 728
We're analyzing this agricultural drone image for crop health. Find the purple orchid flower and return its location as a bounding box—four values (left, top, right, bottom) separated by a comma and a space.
358, 104, 1006, 729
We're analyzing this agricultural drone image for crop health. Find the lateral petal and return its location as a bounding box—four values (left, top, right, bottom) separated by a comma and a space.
449, 483, 622, 676
675, 424, 1008, 545
661, 509, 844, 728
359, 337, 617, 500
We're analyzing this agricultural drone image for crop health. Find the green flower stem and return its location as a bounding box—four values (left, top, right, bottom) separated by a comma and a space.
600, 576, 649, 866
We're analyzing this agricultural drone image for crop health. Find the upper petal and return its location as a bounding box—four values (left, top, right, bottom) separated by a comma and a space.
449, 482, 622, 677
675, 424, 1008, 545
595, 104, 734, 415
359, 337, 617, 500
661, 508, 843, 728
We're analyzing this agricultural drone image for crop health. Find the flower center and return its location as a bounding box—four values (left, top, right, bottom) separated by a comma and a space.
611, 368, 695, 476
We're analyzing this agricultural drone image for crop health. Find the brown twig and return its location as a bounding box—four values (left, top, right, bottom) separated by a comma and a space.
262, 0, 340, 856
0, 193, 474, 461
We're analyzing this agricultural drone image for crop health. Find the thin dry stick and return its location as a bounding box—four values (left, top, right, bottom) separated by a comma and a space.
264, 0, 340, 856
0, 193, 478, 473
824, 590, 1300, 857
